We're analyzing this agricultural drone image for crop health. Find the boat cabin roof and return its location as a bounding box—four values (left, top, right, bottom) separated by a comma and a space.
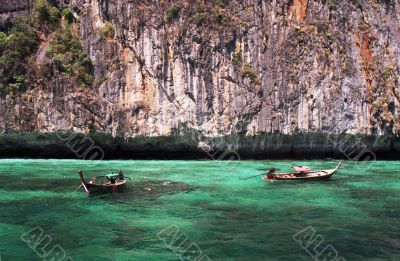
91, 173, 119, 179
105, 173, 119, 178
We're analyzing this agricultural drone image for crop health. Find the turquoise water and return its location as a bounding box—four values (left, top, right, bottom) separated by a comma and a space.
0, 159, 399, 260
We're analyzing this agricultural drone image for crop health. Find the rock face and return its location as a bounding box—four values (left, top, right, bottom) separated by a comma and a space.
0, 0, 400, 158
0, 0, 30, 31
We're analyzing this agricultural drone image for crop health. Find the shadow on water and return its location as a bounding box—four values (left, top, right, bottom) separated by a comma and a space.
188, 200, 336, 259
0, 175, 79, 192
0, 196, 92, 225
0, 179, 197, 256
78, 179, 196, 208
261, 178, 339, 189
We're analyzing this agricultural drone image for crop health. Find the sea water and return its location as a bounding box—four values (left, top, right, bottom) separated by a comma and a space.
0, 159, 399, 260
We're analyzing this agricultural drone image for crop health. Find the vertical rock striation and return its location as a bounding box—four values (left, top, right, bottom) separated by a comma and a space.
0, 0, 399, 157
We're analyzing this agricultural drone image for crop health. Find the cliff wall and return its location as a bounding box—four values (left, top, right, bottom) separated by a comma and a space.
0, 0, 399, 158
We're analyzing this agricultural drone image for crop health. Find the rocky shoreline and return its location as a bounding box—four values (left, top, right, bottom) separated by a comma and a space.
0, 132, 398, 160
1, 1, 400, 146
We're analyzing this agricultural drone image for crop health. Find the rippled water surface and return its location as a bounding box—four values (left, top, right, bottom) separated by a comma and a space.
0, 159, 399, 260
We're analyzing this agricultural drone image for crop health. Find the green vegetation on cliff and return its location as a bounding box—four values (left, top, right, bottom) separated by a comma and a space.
48, 27, 93, 86
166, 4, 182, 22
100, 22, 115, 39
61, 8, 74, 24
0, 0, 92, 95
232, 52, 243, 65
0, 19, 39, 94
35, 0, 60, 25
242, 64, 260, 85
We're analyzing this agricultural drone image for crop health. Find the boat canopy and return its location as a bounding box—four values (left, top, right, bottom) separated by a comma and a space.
292, 166, 311, 172
105, 173, 119, 178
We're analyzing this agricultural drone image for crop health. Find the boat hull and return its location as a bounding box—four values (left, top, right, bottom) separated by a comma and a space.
78, 170, 127, 196
264, 162, 342, 181
264, 172, 333, 181
81, 180, 127, 196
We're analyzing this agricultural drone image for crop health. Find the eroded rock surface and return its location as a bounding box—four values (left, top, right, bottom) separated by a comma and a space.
0, 0, 399, 158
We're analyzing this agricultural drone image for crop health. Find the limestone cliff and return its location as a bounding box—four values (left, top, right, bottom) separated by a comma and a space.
0, 0, 399, 158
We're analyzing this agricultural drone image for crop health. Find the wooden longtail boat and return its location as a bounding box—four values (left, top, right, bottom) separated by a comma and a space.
78, 170, 127, 196
264, 162, 342, 181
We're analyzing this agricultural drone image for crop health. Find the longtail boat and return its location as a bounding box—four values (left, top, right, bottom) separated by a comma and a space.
264, 162, 342, 181
78, 170, 127, 196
